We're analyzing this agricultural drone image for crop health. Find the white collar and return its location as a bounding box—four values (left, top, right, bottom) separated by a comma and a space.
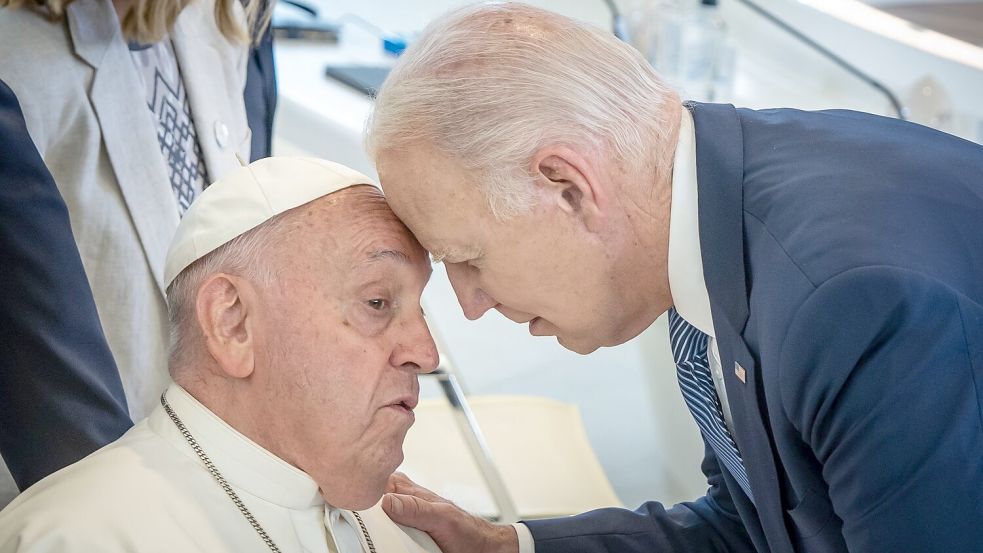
148, 383, 325, 510
667, 108, 716, 338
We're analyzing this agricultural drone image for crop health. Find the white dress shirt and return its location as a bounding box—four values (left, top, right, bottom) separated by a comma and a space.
665, 108, 735, 432
0, 383, 441, 553
513, 108, 731, 553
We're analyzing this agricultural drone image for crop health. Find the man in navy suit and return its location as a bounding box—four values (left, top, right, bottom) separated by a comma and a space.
0, 78, 132, 500
364, 3, 983, 552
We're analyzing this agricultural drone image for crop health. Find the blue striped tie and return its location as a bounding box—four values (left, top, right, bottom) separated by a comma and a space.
668, 308, 755, 503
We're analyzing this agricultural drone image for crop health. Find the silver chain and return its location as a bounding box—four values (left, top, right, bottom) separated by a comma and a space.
351, 511, 377, 553
160, 392, 376, 553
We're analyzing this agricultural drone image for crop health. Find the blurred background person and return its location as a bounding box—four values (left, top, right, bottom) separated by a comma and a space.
0, 0, 272, 504
244, 0, 277, 161
0, 78, 132, 506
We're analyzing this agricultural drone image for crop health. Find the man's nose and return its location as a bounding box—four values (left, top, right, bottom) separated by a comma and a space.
445, 262, 496, 320
391, 312, 439, 374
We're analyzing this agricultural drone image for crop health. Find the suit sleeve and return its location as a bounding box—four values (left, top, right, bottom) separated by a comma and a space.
780, 266, 983, 552
523, 441, 755, 553
0, 79, 132, 490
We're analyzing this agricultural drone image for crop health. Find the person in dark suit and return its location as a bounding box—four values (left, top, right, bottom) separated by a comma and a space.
0, 78, 132, 501
244, 0, 277, 161
0, 0, 276, 504
362, 4, 983, 552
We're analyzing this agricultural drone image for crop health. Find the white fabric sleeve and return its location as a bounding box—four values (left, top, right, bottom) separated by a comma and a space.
512, 522, 536, 553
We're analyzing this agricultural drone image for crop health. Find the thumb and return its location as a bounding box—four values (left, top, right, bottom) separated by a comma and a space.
383, 493, 439, 532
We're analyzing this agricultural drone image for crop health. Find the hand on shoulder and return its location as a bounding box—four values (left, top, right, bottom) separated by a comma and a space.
383, 472, 519, 553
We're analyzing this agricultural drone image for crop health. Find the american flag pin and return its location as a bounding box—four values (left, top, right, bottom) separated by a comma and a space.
735, 362, 747, 384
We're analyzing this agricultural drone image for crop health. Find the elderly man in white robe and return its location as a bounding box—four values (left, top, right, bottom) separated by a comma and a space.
0, 157, 443, 553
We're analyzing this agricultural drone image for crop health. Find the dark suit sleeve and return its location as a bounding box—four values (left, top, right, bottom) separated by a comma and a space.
780, 266, 983, 551
0, 79, 132, 490
524, 442, 755, 552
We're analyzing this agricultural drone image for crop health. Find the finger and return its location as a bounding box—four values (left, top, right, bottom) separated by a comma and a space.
385, 493, 514, 553
383, 493, 447, 533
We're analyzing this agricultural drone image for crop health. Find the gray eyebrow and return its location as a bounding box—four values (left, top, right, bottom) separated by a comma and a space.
366, 249, 412, 264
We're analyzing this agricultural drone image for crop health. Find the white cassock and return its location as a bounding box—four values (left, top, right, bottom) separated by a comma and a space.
0, 384, 441, 553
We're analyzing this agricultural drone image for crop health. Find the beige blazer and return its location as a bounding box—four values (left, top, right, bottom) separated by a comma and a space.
0, 0, 251, 425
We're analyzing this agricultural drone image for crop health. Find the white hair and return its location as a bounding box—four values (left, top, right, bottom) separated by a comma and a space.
366, 2, 677, 219
165, 212, 293, 373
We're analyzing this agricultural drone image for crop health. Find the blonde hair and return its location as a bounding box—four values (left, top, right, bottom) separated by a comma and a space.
1, 0, 272, 44
366, 2, 678, 219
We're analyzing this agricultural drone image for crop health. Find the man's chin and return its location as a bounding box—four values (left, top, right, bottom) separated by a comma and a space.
556, 335, 601, 355
342, 492, 385, 512
322, 448, 405, 510
325, 476, 389, 511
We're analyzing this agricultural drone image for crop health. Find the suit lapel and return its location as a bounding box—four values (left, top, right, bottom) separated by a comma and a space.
691, 102, 794, 553
171, 1, 250, 182
67, 0, 178, 298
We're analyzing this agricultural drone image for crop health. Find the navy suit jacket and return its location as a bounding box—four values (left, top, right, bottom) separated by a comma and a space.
526, 103, 983, 552
0, 78, 132, 490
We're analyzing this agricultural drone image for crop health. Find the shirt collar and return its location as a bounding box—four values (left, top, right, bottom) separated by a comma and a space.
667, 107, 716, 338
148, 383, 325, 510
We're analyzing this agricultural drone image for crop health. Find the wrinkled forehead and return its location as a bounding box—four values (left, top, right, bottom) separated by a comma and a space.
261, 191, 430, 300
319, 187, 429, 266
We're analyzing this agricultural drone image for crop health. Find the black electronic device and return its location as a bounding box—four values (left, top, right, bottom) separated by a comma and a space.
324, 65, 392, 97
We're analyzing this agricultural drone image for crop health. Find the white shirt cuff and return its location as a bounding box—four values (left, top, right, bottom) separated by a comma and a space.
512, 522, 536, 553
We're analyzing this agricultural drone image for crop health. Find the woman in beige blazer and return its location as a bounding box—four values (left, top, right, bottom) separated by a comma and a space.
0, 0, 260, 501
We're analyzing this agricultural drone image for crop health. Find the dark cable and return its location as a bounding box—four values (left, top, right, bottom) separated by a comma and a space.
735, 0, 906, 119
279, 0, 318, 18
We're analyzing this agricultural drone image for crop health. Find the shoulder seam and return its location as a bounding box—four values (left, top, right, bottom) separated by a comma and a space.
743, 209, 818, 288
956, 301, 983, 430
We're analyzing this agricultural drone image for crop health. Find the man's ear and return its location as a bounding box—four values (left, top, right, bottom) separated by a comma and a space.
195, 274, 258, 380
531, 146, 606, 232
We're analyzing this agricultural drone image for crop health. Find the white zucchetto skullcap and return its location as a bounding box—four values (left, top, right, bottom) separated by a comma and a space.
164, 157, 378, 289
